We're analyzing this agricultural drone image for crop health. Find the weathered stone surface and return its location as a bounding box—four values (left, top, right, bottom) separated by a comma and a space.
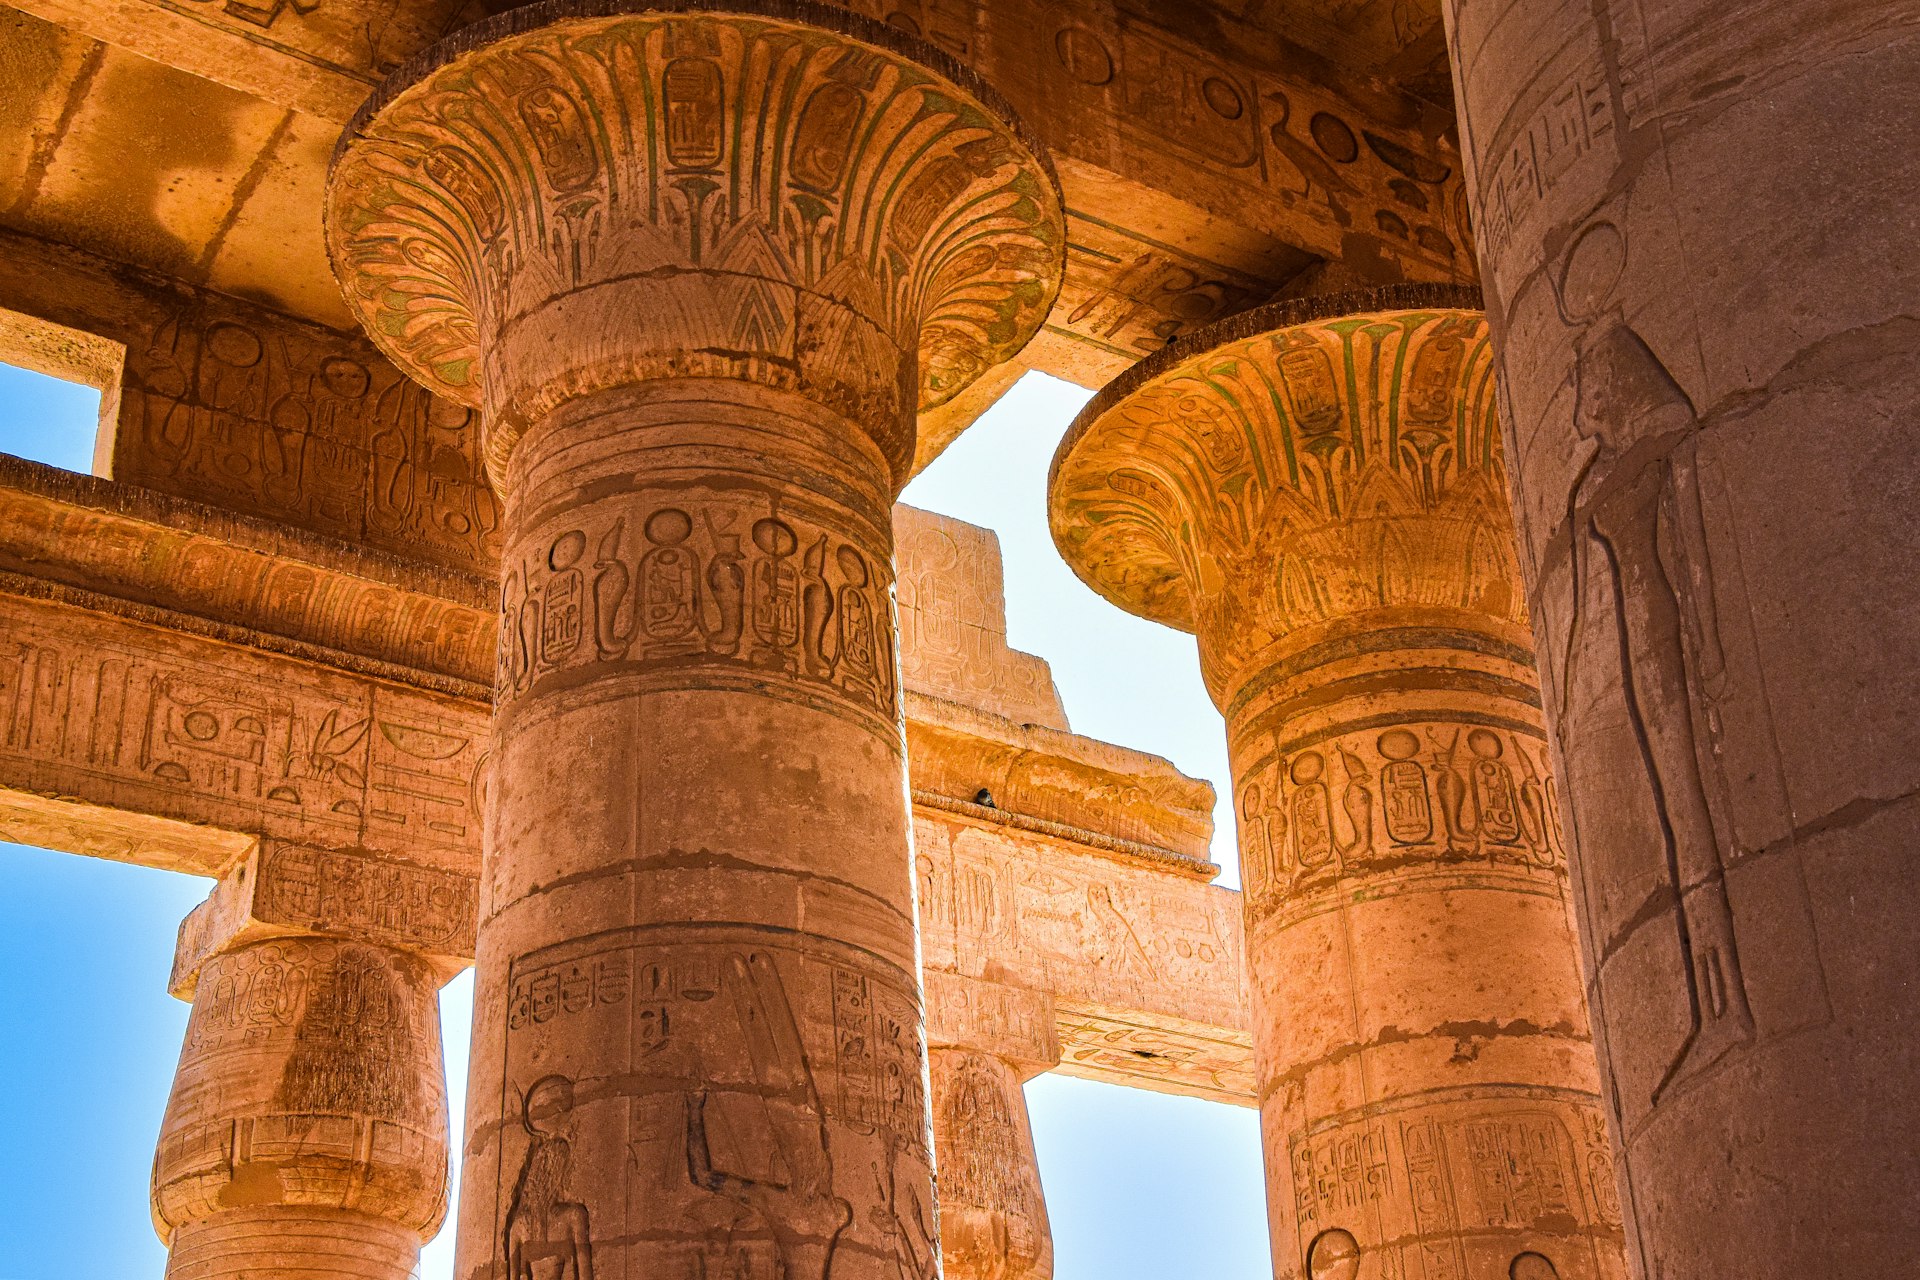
0, 0, 1471, 480
0, 228, 502, 572
1444, 2, 1920, 1275
1051, 289, 1623, 1280
173, 841, 479, 992
897, 506, 1067, 731
0, 589, 486, 876
931, 1047, 1053, 1280
324, 7, 1064, 1276
152, 934, 450, 1280
0, 453, 1247, 1106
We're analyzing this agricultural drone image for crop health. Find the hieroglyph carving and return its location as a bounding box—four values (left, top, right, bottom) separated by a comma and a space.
175, 841, 481, 989
1237, 719, 1564, 920
122, 293, 500, 567
502, 499, 899, 723
498, 934, 930, 1280
328, 7, 1064, 481
0, 595, 483, 864
153, 938, 448, 1240
1287, 1100, 1616, 1280
1049, 295, 1518, 697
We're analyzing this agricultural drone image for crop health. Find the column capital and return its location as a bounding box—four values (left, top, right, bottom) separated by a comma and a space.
1048, 284, 1525, 704
326, 0, 1064, 489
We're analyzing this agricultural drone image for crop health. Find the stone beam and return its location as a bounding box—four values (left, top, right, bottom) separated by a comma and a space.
0, 585, 486, 877
5, 1, 1474, 468
0, 459, 1253, 1102
0, 228, 502, 575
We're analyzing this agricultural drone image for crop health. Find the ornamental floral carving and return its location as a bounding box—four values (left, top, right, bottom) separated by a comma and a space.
326, 3, 1064, 481
1049, 286, 1521, 694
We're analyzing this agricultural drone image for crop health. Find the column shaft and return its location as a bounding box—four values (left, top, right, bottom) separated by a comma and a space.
1050, 291, 1626, 1280
1442, 2, 1920, 1274
464, 378, 932, 1279
1231, 614, 1615, 1280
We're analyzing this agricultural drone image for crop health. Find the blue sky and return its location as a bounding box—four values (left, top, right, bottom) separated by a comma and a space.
0, 362, 1268, 1279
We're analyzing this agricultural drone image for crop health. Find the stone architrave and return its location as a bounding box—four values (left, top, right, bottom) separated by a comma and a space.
1050, 287, 1625, 1280
324, 5, 1064, 1277
151, 925, 451, 1280
0, 466, 1252, 1106
1440, 4, 1920, 1276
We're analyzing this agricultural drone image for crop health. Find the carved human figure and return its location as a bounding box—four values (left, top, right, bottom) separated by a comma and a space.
930, 1047, 1052, 1280
685, 953, 852, 1280
1049, 290, 1622, 1280
506, 1076, 596, 1280
1557, 220, 1754, 1091
326, 6, 1062, 1277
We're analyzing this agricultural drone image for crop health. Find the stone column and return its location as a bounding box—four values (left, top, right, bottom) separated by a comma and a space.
325, 5, 1062, 1277
925, 972, 1056, 1280
1050, 288, 1624, 1280
1439, 5, 1920, 1276
929, 1049, 1052, 1280
152, 844, 467, 1280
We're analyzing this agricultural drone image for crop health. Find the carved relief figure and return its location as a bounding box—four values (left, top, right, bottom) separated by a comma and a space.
1556, 219, 1754, 1095
684, 953, 852, 1280
505, 1075, 596, 1280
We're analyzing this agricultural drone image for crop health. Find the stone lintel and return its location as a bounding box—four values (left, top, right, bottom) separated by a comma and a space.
0, 590, 486, 872
0, 453, 494, 696
0, 227, 504, 576
0, 787, 251, 879
917, 805, 1252, 1105
171, 840, 477, 995
1052, 1003, 1257, 1104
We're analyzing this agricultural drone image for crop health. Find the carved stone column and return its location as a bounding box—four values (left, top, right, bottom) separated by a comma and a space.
152, 845, 462, 1280
926, 972, 1055, 1280
1050, 288, 1624, 1280
930, 1049, 1053, 1280
1440, 4, 1920, 1275
326, 5, 1063, 1277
